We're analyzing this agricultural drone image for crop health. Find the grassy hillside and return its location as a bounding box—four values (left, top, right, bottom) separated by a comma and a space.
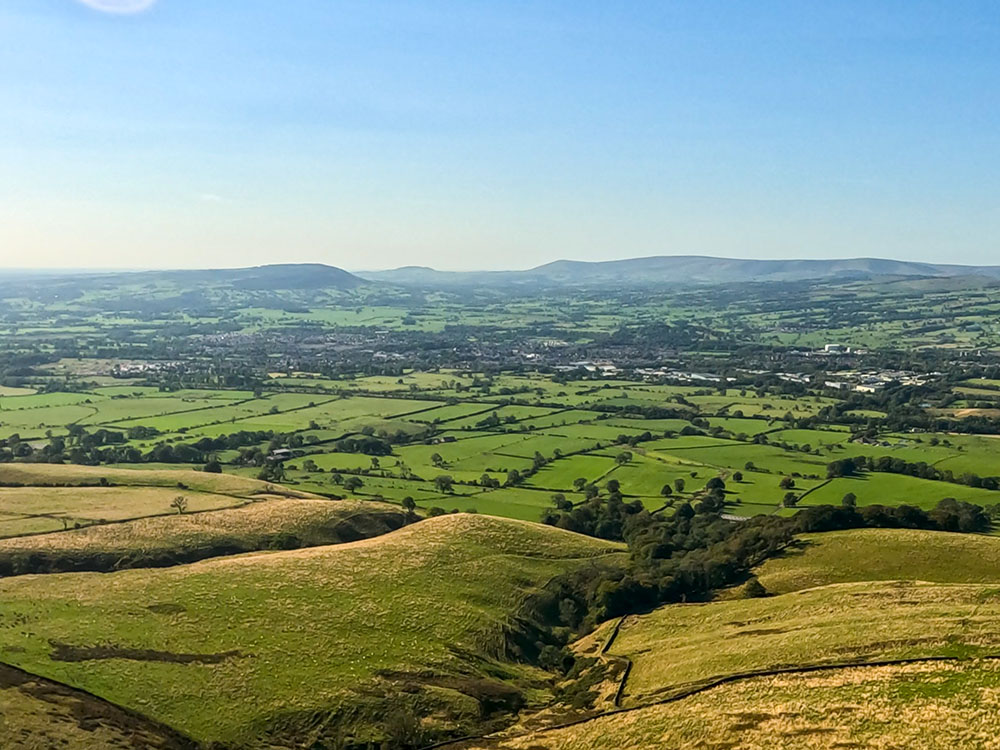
0, 514, 625, 748
464, 660, 1000, 750
611, 580, 1000, 705
755, 528, 1000, 594
0, 498, 408, 574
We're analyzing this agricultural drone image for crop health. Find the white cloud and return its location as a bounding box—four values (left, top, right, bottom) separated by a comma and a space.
74, 0, 159, 14
197, 193, 225, 203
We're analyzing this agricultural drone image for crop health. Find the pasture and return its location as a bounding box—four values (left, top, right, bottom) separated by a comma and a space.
0, 514, 624, 747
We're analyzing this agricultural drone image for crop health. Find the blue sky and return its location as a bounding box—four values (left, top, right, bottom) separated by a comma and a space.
1, 0, 998, 270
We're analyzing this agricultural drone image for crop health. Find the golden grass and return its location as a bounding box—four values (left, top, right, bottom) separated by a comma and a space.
0, 498, 399, 555
610, 580, 1000, 704
470, 660, 1000, 750
0, 486, 244, 538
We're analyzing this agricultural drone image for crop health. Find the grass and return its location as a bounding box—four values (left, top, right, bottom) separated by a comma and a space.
0, 498, 408, 572
609, 580, 1000, 705
755, 528, 1000, 594
0, 486, 245, 537
801, 472, 999, 509
0, 463, 318, 538
0, 514, 625, 747
0, 463, 304, 497
472, 661, 1000, 750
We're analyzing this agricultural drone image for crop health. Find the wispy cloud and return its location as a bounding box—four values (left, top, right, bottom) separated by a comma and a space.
74, 0, 159, 15
197, 193, 226, 203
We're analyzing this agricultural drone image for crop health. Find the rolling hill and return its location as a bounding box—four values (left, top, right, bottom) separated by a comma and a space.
360, 255, 1000, 287
0, 513, 625, 749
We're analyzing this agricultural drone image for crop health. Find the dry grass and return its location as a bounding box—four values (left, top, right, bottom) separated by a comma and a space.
0, 486, 245, 538
0, 463, 321, 539
610, 580, 1000, 704
470, 660, 1000, 750
0, 498, 402, 557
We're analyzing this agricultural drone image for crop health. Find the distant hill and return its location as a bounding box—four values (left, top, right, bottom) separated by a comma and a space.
360, 255, 1000, 287
0, 263, 365, 307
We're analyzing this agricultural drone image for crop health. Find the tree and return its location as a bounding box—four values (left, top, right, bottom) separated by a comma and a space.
343, 476, 364, 492
572, 477, 587, 491
744, 461, 756, 471
842, 492, 858, 508
401, 496, 417, 512
732, 471, 743, 482
370, 457, 380, 470
551, 493, 573, 511
674, 478, 686, 494
170, 495, 188, 514
779, 476, 796, 490
203, 459, 222, 473
615, 451, 633, 465
705, 477, 726, 492
660, 484, 673, 497
606, 479, 621, 494
782, 492, 799, 507
431, 452, 444, 467
433, 475, 455, 493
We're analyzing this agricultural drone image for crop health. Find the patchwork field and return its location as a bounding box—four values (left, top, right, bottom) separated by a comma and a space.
4, 373, 1000, 527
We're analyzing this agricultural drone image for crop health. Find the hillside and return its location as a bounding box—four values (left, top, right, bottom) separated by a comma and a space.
445, 528, 1000, 750
754, 528, 1000, 594
0, 497, 409, 574
461, 660, 1000, 750
0, 514, 625, 748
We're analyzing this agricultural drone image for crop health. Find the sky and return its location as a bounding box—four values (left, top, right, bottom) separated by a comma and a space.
1, 1, 999, 271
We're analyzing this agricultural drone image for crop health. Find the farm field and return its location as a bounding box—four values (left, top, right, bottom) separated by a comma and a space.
2, 369, 1000, 527
0, 463, 316, 538
0, 514, 625, 748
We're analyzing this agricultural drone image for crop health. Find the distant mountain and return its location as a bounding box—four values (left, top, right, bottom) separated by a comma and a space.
137, 263, 364, 290
359, 256, 1000, 287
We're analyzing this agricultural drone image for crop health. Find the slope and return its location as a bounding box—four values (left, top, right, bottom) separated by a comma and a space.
0, 514, 625, 748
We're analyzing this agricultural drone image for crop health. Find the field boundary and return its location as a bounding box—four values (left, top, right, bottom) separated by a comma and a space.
420, 652, 1000, 749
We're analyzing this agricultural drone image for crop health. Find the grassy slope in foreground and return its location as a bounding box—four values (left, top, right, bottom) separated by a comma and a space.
755, 527, 1000, 594
0, 514, 624, 747
0, 498, 408, 574
612, 580, 1000, 704
467, 660, 1000, 750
